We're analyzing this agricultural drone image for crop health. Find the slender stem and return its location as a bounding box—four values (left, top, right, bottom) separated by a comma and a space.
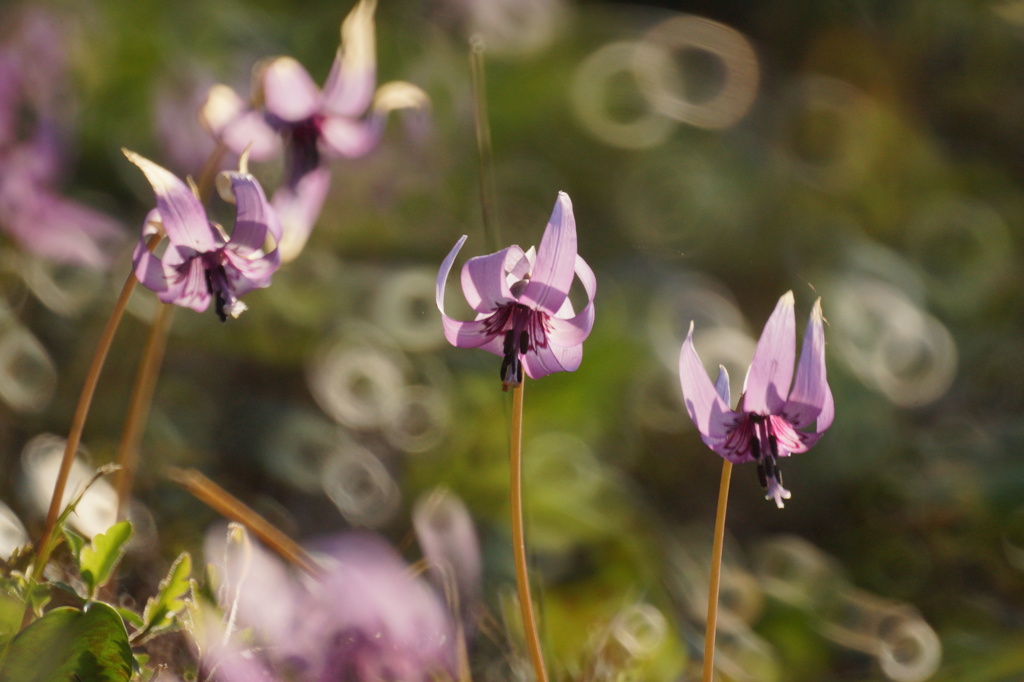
509, 381, 548, 682
166, 467, 325, 580
113, 304, 175, 519
702, 460, 733, 682
32, 236, 158, 577
469, 36, 500, 253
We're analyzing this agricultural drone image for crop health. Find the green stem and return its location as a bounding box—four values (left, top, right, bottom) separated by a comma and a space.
702, 460, 733, 682
509, 381, 548, 682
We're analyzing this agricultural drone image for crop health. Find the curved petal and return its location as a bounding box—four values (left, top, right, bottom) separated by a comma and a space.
262, 57, 322, 123
217, 171, 281, 254
123, 149, 217, 252
519, 192, 577, 315
461, 247, 517, 314
200, 85, 281, 160
223, 243, 278, 295
132, 234, 169, 293
783, 298, 829, 429
158, 253, 210, 312
436, 235, 468, 315
272, 165, 331, 263
714, 365, 731, 404
319, 115, 381, 159
441, 315, 499, 350
742, 291, 796, 416
522, 342, 574, 379
546, 255, 596, 347
508, 246, 534, 281
321, 0, 378, 118
679, 323, 738, 441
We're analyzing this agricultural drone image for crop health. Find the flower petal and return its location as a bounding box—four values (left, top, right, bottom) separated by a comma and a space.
321, 0, 378, 118
262, 57, 322, 123
461, 247, 518, 314
200, 84, 281, 160
546, 254, 596, 348
132, 232, 169, 293
272, 165, 331, 263
158, 251, 210, 312
319, 115, 381, 158
217, 171, 282, 254
123, 149, 217, 252
437, 235, 467, 315
742, 291, 796, 415
714, 365, 731, 404
522, 342, 578, 379
679, 323, 737, 442
782, 298, 829, 429
519, 192, 577, 315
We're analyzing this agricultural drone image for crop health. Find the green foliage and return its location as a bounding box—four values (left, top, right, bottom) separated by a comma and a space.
0, 603, 133, 682
65, 521, 134, 600
137, 552, 192, 642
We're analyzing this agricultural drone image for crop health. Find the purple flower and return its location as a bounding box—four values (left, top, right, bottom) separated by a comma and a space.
124, 150, 281, 321
199, 527, 455, 682
199, 0, 428, 261
679, 292, 834, 507
436, 192, 596, 389
0, 12, 125, 268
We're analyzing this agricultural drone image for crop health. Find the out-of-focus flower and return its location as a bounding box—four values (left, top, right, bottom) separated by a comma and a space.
678, 292, 834, 507
124, 150, 281, 321
199, 526, 454, 682
413, 488, 482, 626
436, 192, 596, 389
200, 0, 429, 261
0, 10, 124, 268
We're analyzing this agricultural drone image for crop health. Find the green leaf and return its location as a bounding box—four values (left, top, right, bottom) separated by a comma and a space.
0, 592, 23, 646
139, 552, 191, 639
62, 530, 85, 567
0, 603, 133, 682
79, 521, 133, 598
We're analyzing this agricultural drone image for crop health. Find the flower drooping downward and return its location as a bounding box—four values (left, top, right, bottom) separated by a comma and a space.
199, 0, 428, 262
679, 292, 834, 507
125, 150, 281, 321
436, 192, 596, 389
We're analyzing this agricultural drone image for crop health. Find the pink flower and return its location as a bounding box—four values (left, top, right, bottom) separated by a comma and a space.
436, 192, 596, 388
679, 292, 834, 507
125, 151, 281, 320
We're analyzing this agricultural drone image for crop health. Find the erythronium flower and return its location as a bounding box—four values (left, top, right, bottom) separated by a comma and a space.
679, 291, 834, 507
124, 149, 281, 321
0, 14, 125, 268
198, 526, 455, 682
200, 0, 428, 261
436, 192, 596, 389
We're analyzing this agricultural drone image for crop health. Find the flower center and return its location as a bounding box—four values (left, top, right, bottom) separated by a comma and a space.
281, 115, 324, 186
488, 303, 549, 390
749, 414, 784, 493
202, 255, 246, 322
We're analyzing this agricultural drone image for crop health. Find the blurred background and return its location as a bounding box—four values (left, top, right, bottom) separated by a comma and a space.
2, 0, 1024, 679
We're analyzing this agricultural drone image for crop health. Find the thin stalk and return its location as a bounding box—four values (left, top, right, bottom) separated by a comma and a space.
113, 304, 174, 519
702, 460, 733, 682
167, 467, 325, 580
469, 36, 500, 253
31, 235, 159, 580
509, 381, 548, 682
